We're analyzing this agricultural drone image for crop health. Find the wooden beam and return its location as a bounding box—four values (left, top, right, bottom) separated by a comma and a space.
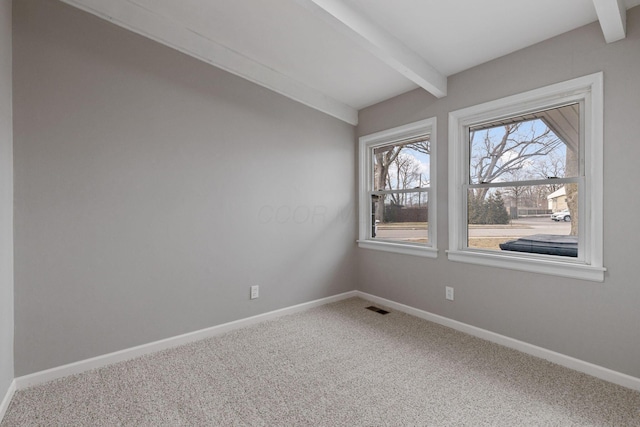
593, 0, 627, 43
297, 0, 447, 98
59, 0, 359, 125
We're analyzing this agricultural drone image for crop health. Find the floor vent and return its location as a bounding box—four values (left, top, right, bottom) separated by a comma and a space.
366, 306, 390, 315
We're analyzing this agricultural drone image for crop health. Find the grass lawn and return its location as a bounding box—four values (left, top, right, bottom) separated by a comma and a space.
468, 237, 509, 250
402, 237, 509, 250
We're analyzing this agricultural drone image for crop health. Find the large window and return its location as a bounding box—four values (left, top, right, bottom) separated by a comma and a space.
358, 118, 437, 257
448, 73, 605, 281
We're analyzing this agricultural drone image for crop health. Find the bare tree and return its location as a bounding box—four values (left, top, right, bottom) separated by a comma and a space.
530, 151, 566, 204
469, 121, 563, 205
373, 138, 430, 221
374, 139, 430, 191
565, 148, 579, 236
388, 153, 422, 205
373, 145, 402, 221
503, 168, 532, 218
533, 152, 565, 182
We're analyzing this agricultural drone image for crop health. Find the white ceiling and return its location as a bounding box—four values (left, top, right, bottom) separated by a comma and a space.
60, 0, 640, 125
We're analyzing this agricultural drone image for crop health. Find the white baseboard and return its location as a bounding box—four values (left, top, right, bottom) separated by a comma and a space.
355, 291, 640, 392
0, 379, 16, 423
14, 291, 358, 390
12, 289, 640, 394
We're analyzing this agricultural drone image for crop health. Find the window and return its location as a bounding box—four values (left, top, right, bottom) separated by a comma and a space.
358, 118, 437, 257
448, 73, 605, 281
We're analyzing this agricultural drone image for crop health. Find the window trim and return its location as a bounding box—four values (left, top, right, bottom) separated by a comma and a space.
358, 118, 438, 258
448, 73, 605, 281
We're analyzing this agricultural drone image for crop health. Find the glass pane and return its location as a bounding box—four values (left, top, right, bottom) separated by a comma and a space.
372, 137, 430, 191
372, 191, 428, 244
467, 185, 578, 257
469, 104, 580, 185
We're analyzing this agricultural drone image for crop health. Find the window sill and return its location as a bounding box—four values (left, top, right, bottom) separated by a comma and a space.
446, 250, 605, 282
357, 240, 438, 258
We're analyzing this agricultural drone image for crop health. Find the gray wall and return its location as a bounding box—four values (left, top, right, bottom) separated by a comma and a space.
13, 0, 356, 376
0, 0, 14, 395
358, 7, 640, 378
11, 0, 640, 382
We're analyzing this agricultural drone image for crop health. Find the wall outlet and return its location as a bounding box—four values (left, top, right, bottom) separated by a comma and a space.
445, 286, 454, 301
250, 285, 259, 300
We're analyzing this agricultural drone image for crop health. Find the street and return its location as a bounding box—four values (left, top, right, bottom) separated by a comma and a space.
376, 217, 571, 241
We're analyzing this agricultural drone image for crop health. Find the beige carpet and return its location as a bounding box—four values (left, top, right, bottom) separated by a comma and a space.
3, 297, 640, 426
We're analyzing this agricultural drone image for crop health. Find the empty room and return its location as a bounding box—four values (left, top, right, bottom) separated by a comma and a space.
1, 0, 640, 425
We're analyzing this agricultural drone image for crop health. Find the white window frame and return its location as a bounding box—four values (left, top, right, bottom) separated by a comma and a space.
448, 73, 605, 281
358, 118, 438, 258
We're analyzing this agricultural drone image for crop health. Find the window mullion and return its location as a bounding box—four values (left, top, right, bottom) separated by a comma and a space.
468, 177, 580, 189
372, 188, 429, 195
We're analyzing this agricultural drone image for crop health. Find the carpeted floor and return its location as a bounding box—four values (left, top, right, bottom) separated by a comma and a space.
3, 297, 640, 426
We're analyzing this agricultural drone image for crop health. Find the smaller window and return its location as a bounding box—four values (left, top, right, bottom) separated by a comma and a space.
358, 118, 437, 258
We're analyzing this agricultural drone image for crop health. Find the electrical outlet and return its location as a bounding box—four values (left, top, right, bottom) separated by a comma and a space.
250, 285, 259, 300
445, 286, 454, 301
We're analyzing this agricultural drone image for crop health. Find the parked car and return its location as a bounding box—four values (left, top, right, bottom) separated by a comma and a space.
551, 210, 571, 222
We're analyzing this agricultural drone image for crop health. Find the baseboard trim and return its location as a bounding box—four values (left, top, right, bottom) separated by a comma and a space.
0, 379, 16, 423
12, 289, 640, 393
355, 291, 640, 391
14, 291, 358, 390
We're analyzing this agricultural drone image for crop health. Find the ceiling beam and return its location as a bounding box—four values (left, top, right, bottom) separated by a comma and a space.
297, 0, 447, 98
59, 0, 359, 125
592, 0, 627, 43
